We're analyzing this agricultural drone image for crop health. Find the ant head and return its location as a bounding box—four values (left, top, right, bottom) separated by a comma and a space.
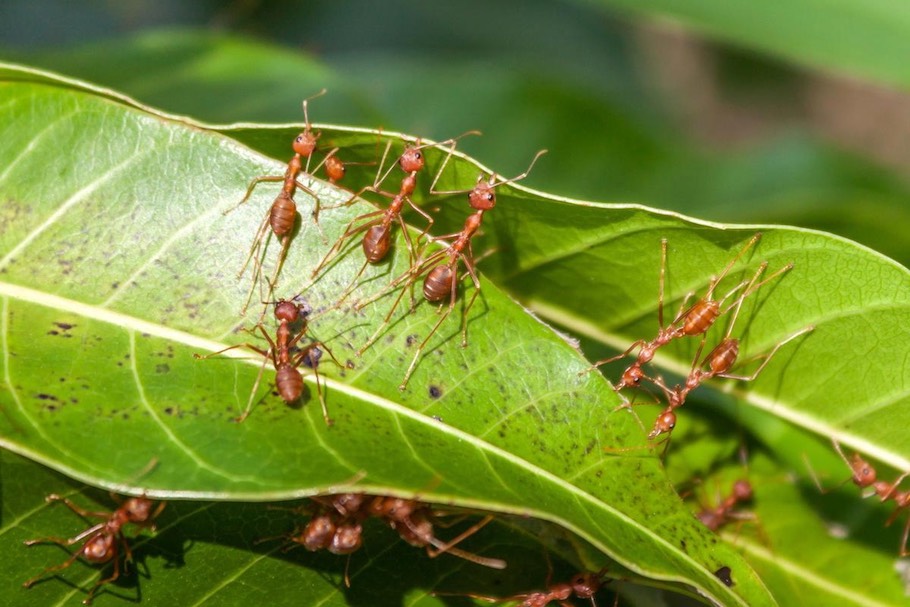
274, 300, 301, 323
123, 497, 155, 523
732, 479, 753, 502
330, 522, 363, 555
324, 154, 346, 182
570, 572, 603, 598
850, 454, 877, 487
398, 145, 426, 174
333, 493, 366, 516
619, 365, 645, 389
293, 130, 319, 157
468, 178, 497, 210
650, 410, 676, 439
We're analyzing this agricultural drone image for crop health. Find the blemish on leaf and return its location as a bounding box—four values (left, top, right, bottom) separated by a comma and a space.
155, 364, 170, 374
429, 385, 442, 399
714, 566, 734, 587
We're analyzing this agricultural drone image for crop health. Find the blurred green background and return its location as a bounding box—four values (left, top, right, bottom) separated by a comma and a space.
3, 0, 910, 261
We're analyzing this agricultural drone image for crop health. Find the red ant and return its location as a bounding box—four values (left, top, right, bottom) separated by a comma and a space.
439, 568, 611, 607
227, 90, 336, 315
583, 234, 781, 389
825, 441, 910, 556
265, 493, 505, 587
195, 297, 343, 424
354, 150, 547, 390
23, 493, 164, 605
645, 317, 813, 441
696, 479, 755, 532
310, 132, 479, 304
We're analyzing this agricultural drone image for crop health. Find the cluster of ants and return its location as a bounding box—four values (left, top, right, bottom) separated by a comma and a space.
21, 91, 909, 604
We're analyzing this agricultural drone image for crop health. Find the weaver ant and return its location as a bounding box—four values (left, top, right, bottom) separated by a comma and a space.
264, 493, 505, 587
227, 90, 334, 315
194, 297, 342, 424
23, 493, 164, 605
354, 149, 547, 390
437, 567, 611, 607
695, 479, 755, 532
310, 132, 479, 305
645, 310, 813, 442
822, 440, 910, 556
583, 234, 779, 389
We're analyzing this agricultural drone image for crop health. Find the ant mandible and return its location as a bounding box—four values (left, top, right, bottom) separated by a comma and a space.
23, 493, 164, 605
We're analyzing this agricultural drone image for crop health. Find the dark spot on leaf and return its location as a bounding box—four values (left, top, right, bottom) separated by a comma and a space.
111, 282, 119, 290
714, 566, 733, 587
54, 322, 75, 331
156, 364, 170, 374
680, 540, 686, 551
46, 330, 59, 336
429, 385, 442, 399
405, 334, 418, 347
36, 393, 59, 401
432, 415, 443, 422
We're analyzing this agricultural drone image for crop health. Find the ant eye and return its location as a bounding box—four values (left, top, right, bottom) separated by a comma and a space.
485, 193, 494, 201
295, 135, 303, 143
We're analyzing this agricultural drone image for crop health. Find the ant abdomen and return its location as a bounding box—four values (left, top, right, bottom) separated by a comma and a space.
269, 195, 297, 236
275, 364, 304, 403
682, 300, 720, 336
423, 266, 454, 302
362, 225, 391, 262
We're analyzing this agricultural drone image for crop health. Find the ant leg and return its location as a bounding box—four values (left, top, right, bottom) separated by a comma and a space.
424, 514, 494, 558
311, 211, 384, 279
235, 349, 272, 424
237, 211, 273, 316
45, 494, 110, 520
458, 252, 482, 348
399, 266, 459, 390
295, 182, 327, 243
224, 176, 285, 215
84, 551, 120, 605
22, 550, 86, 589
579, 340, 648, 375
717, 325, 814, 382
294, 342, 333, 426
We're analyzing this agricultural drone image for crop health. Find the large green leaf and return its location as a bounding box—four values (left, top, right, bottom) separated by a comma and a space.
0, 63, 767, 605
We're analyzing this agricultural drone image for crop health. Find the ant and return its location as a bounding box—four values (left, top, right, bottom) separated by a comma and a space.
582, 234, 791, 389
645, 317, 813, 442
354, 149, 547, 390
265, 493, 505, 587
227, 90, 335, 315
195, 297, 343, 424
23, 493, 164, 605
439, 568, 611, 607
824, 441, 910, 556
696, 479, 755, 532
310, 132, 479, 305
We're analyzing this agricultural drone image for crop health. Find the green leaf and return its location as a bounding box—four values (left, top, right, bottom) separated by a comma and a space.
0, 63, 768, 605
584, 0, 910, 90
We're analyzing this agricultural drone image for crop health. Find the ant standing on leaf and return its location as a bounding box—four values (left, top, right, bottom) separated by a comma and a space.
23, 493, 165, 605
581, 234, 768, 389
309, 132, 480, 308
226, 90, 338, 316
194, 297, 345, 424
353, 149, 547, 391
